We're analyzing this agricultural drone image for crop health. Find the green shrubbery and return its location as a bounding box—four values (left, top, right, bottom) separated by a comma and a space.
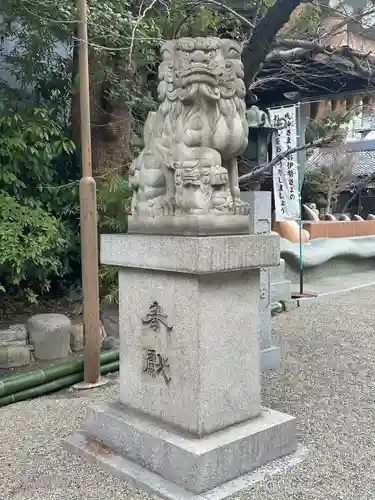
0, 108, 78, 301
0, 194, 68, 302
0, 104, 136, 302
0, 106, 135, 302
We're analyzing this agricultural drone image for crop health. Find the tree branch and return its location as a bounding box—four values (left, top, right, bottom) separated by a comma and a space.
239, 136, 332, 184
241, 0, 304, 87
239, 101, 365, 185
265, 38, 375, 79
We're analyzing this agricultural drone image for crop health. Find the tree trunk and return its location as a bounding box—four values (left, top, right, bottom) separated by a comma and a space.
242, 0, 304, 87
342, 176, 374, 213
71, 29, 133, 178
326, 188, 332, 213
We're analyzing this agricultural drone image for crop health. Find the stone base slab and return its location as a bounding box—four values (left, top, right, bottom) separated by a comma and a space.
128, 215, 250, 236
66, 434, 307, 500
101, 233, 280, 273
70, 403, 296, 494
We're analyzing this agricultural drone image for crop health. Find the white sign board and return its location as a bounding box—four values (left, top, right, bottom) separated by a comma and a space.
268, 106, 300, 221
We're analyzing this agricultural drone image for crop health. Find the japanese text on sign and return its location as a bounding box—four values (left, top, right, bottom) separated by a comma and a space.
268, 106, 300, 221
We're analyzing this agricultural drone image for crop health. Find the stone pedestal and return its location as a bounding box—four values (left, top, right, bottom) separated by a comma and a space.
67, 233, 296, 499
271, 258, 291, 303
241, 191, 281, 371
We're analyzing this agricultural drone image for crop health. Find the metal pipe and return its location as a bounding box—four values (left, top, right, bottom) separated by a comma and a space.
77, 0, 102, 384
297, 102, 304, 295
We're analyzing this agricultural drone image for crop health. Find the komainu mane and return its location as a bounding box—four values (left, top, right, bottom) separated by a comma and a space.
129, 37, 249, 217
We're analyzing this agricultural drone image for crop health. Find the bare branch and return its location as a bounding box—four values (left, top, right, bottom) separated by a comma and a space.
264, 38, 375, 80
319, 6, 375, 41
128, 0, 159, 68
239, 102, 366, 185
265, 46, 309, 63
239, 136, 332, 184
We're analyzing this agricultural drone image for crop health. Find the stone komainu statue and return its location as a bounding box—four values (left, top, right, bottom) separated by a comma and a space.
129, 37, 249, 217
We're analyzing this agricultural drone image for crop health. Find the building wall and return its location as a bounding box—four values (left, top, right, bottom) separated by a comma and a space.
347, 31, 375, 52
307, 12, 375, 142
322, 17, 350, 45
322, 14, 375, 53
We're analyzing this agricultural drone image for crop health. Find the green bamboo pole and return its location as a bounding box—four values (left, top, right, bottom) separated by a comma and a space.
0, 360, 119, 407
0, 350, 119, 398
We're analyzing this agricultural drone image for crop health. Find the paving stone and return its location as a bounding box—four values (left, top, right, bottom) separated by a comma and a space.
0, 324, 27, 347
28, 314, 71, 360
70, 323, 84, 352
0, 344, 32, 368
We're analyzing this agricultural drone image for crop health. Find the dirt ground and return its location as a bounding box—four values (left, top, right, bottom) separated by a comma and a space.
0, 295, 78, 324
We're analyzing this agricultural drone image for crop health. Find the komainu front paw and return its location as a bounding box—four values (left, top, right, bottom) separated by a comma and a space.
233, 199, 250, 215
148, 196, 174, 216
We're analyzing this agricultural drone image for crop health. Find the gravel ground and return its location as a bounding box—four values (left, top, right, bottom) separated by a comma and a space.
290, 269, 375, 295
1, 287, 375, 499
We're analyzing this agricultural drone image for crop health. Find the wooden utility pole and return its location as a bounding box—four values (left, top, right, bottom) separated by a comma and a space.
76, 0, 103, 387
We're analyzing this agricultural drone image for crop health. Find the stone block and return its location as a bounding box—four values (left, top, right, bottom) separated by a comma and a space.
0, 345, 32, 368
240, 191, 271, 235
0, 324, 27, 347
100, 233, 280, 273
101, 308, 119, 338
80, 402, 296, 494
118, 266, 261, 436
70, 322, 108, 352
28, 313, 71, 360
270, 259, 291, 303
70, 323, 84, 352
271, 280, 291, 303
271, 258, 286, 283
259, 266, 271, 350
240, 191, 281, 371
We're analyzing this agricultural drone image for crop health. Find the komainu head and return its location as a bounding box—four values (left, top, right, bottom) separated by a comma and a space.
157, 37, 246, 103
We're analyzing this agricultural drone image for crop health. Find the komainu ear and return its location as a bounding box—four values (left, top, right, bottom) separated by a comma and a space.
219, 39, 242, 60
160, 40, 176, 61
